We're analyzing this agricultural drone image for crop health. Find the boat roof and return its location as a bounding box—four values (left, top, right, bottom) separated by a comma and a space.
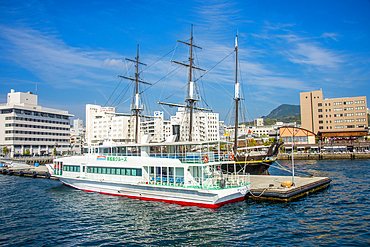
87, 140, 233, 148
238, 145, 270, 150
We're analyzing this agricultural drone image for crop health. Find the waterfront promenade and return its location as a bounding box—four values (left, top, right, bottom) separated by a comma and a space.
278, 152, 370, 160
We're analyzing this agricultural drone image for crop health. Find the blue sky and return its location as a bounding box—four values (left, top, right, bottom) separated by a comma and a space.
1, 0, 369, 125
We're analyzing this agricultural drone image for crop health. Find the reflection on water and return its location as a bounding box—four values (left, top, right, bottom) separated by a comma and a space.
1, 160, 370, 246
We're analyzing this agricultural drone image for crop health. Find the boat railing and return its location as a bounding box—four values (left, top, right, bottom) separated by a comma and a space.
188, 174, 250, 189
143, 173, 250, 190
147, 175, 185, 186
98, 151, 234, 164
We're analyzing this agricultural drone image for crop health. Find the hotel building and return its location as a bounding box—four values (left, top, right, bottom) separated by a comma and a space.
0, 89, 73, 157
85, 104, 220, 144
169, 109, 220, 142
300, 90, 368, 136
85, 104, 133, 144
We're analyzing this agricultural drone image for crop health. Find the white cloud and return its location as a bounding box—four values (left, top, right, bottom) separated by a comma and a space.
0, 25, 124, 88
285, 42, 344, 69
321, 32, 340, 41
102, 59, 125, 68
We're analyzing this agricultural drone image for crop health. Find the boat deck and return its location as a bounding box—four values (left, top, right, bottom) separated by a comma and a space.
247, 175, 331, 202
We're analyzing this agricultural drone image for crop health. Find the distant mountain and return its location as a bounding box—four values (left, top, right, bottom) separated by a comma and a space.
263, 104, 300, 119
239, 104, 301, 126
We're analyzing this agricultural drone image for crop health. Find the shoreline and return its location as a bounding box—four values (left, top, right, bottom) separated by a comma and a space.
278, 152, 370, 160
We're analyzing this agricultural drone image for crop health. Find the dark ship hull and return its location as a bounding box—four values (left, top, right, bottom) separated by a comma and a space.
222, 141, 283, 175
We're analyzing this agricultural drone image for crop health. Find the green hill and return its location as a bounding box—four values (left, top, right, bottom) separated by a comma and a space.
263, 104, 301, 125
263, 104, 300, 119
240, 104, 301, 126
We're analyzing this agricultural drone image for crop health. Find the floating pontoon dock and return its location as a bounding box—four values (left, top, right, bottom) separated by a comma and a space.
247, 175, 331, 202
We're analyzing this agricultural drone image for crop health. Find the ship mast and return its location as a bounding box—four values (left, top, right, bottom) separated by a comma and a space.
117, 44, 151, 144
233, 35, 240, 156
159, 25, 210, 141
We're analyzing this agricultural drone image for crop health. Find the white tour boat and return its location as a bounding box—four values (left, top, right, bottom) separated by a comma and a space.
49, 141, 250, 208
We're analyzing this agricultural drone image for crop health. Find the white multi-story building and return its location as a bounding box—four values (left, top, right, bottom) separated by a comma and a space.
223, 120, 298, 141
70, 119, 85, 154
169, 108, 220, 142
0, 89, 73, 157
85, 104, 135, 144
85, 104, 220, 144
141, 111, 170, 142
70, 119, 85, 136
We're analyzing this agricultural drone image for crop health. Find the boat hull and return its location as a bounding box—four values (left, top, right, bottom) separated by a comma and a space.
222, 159, 275, 175
57, 176, 249, 209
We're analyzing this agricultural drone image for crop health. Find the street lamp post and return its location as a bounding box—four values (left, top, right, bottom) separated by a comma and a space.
291, 129, 298, 186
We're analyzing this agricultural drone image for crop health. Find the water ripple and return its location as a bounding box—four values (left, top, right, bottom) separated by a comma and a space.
1, 160, 370, 246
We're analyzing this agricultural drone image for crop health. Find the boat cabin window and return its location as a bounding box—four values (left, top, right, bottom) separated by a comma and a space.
63, 165, 80, 172
87, 167, 142, 176
146, 166, 184, 185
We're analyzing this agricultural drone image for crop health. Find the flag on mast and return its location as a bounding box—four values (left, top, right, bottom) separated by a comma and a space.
235, 35, 238, 48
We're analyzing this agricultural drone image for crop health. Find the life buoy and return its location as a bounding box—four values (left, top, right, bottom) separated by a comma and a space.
229, 153, 234, 161
203, 154, 209, 163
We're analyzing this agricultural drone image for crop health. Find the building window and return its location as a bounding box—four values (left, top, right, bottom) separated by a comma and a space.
344, 119, 354, 122
345, 125, 355, 128
344, 113, 354, 117
334, 108, 342, 111
318, 103, 322, 106
356, 112, 366, 116
356, 118, 366, 122
333, 102, 342, 105
318, 109, 322, 112
335, 126, 344, 129
318, 115, 323, 118
319, 121, 323, 124
344, 107, 353, 111
355, 106, 365, 110
344, 101, 353, 105
334, 114, 343, 117
355, 100, 365, 104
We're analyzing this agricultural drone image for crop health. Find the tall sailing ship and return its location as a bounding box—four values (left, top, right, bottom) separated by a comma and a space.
226, 35, 283, 175
48, 27, 254, 208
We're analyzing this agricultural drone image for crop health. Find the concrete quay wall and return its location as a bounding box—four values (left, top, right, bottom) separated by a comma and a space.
278, 153, 370, 160
12, 157, 54, 165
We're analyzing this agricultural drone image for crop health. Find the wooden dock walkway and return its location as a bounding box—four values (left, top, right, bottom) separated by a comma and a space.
0, 164, 58, 180
247, 175, 331, 202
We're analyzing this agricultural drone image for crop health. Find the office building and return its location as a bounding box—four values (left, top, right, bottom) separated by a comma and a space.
300, 90, 368, 135
0, 89, 73, 157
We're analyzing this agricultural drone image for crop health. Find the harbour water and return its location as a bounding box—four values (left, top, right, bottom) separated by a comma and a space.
0, 160, 369, 246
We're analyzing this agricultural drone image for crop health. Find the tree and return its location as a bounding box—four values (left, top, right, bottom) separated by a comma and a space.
248, 138, 257, 147
53, 147, 57, 156
24, 149, 30, 155
3, 147, 10, 156
264, 138, 277, 146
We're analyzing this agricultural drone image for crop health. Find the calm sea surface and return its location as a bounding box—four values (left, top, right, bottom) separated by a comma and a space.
1, 159, 369, 246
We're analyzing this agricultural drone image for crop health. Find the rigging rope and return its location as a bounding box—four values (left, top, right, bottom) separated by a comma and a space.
194, 50, 234, 83
159, 41, 179, 102
163, 83, 188, 101
238, 58, 261, 118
